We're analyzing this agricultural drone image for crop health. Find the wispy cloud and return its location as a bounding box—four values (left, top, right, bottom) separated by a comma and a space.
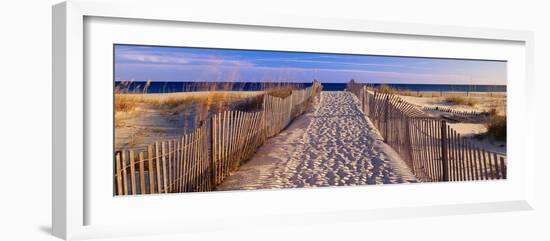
116, 62, 482, 84
118, 52, 191, 64
114, 45, 506, 85
116, 47, 255, 67
253, 58, 430, 69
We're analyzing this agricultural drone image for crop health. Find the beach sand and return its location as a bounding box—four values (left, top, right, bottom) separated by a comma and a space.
398, 92, 506, 115
217, 91, 417, 191
115, 91, 263, 151
447, 122, 506, 154
397, 91, 506, 154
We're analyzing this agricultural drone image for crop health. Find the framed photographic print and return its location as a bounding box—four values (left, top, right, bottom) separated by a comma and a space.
52, 0, 535, 240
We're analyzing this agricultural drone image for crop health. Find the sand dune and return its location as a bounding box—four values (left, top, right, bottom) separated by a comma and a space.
398, 92, 506, 115
217, 91, 417, 191
397, 92, 506, 154
115, 91, 264, 151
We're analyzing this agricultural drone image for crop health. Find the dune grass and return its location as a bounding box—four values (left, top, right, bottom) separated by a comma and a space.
115, 91, 261, 111
377, 84, 395, 94
114, 81, 302, 113
486, 113, 506, 141
265, 87, 295, 98
114, 94, 139, 112
114, 81, 306, 131
444, 96, 477, 106
376, 85, 420, 96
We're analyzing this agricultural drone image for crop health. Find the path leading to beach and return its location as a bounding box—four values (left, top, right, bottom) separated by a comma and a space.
217, 91, 417, 190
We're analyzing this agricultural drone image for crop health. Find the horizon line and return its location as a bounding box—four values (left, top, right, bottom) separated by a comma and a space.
114, 80, 507, 86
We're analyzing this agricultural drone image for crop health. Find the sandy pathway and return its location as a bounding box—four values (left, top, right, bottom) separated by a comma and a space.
217, 91, 417, 191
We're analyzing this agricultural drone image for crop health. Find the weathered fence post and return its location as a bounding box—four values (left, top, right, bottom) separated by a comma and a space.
384, 96, 390, 141
405, 116, 414, 168
364, 86, 369, 115
266, 93, 269, 140
363, 87, 367, 113
292, 90, 295, 123
440, 120, 449, 181
209, 116, 217, 190
500, 156, 507, 179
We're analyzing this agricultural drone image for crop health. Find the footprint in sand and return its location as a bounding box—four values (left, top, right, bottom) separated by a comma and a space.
217, 91, 418, 190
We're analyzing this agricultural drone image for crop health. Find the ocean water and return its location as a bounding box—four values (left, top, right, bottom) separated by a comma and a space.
114, 81, 506, 93
365, 83, 506, 92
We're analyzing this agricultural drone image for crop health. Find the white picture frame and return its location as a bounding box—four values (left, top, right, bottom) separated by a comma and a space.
52, 0, 535, 240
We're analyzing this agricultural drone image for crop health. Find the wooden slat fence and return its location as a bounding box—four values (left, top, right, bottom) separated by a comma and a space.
114, 123, 211, 195
263, 86, 317, 138
114, 81, 322, 195
213, 81, 321, 185
422, 106, 490, 120
211, 110, 266, 185
348, 84, 506, 182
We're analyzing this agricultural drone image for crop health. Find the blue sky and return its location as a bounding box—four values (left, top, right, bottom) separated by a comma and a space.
114, 44, 506, 85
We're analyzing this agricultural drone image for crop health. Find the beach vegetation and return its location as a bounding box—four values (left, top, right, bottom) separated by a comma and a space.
114, 94, 139, 112
395, 90, 418, 97
377, 84, 395, 94
265, 87, 295, 98
444, 96, 477, 106
485, 113, 506, 141
114, 116, 124, 128
114, 81, 307, 135
233, 96, 264, 112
